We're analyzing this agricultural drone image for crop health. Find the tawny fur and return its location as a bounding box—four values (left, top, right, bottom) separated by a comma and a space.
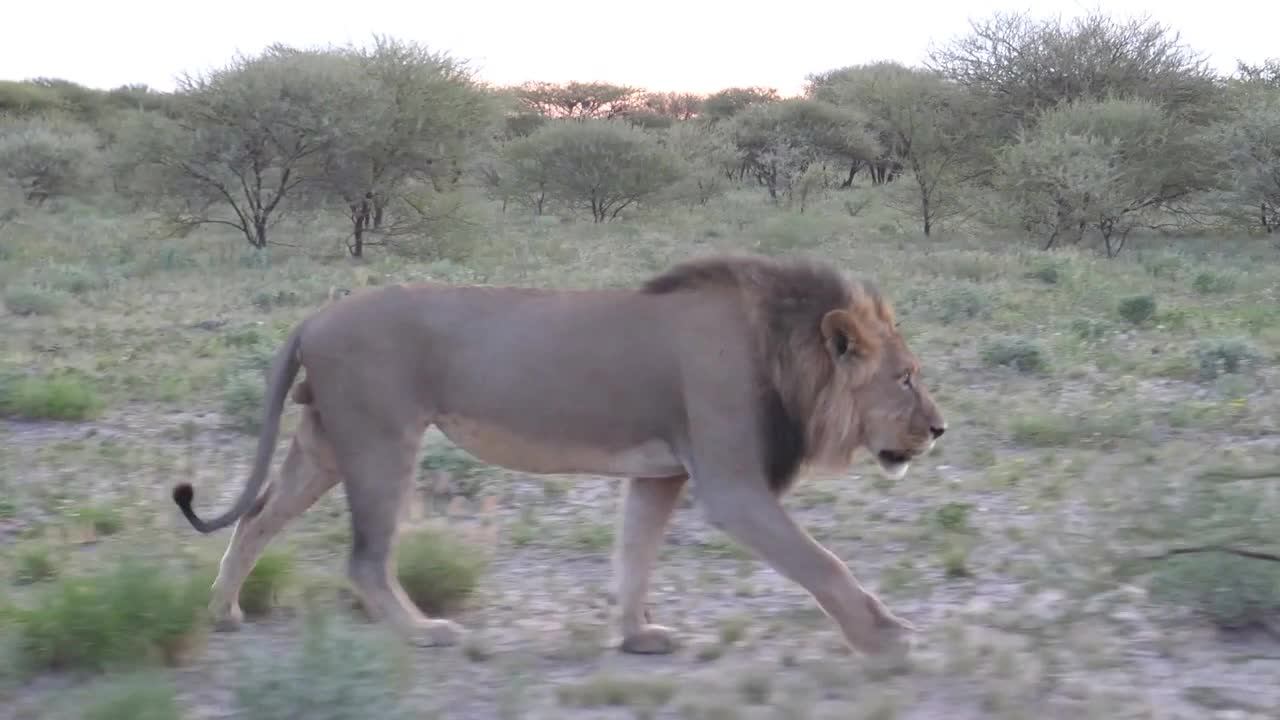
171, 252, 946, 659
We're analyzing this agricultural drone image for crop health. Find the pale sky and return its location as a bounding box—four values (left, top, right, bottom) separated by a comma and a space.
3, 1, 1276, 96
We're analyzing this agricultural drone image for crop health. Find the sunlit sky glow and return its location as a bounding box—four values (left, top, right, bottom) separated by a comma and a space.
3, 1, 1276, 95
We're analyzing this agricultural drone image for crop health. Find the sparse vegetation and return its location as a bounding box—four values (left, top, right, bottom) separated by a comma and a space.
78, 672, 182, 720
232, 614, 413, 720
3, 286, 66, 316
556, 674, 677, 709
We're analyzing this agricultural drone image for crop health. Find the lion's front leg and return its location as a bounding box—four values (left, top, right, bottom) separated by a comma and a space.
613, 474, 687, 654
697, 481, 914, 657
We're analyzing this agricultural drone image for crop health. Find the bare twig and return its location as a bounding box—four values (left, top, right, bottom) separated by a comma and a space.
1196, 465, 1280, 482
1143, 546, 1280, 563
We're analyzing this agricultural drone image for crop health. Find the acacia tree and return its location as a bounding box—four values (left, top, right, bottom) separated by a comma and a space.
730, 98, 881, 204
120, 45, 359, 247
812, 62, 990, 235
927, 10, 1222, 132
1214, 90, 1280, 234
702, 86, 780, 123
514, 81, 643, 120
996, 97, 1218, 256
658, 121, 738, 206
501, 119, 684, 222
315, 37, 494, 257
643, 92, 704, 120
0, 114, 104, 204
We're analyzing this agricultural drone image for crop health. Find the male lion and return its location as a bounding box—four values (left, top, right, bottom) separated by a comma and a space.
172, 253, 946, 657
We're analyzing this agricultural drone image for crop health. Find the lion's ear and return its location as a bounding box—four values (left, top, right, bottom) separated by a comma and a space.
820, 309, 877, 361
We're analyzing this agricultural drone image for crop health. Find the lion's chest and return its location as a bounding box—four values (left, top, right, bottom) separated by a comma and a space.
434, 415, 685, 478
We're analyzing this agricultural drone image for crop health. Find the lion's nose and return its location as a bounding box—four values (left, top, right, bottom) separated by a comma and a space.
930, 425, 946, 439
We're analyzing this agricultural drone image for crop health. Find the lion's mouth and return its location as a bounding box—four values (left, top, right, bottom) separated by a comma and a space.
877, 450, 912, 466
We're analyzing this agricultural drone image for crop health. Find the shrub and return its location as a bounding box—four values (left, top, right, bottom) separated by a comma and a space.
1070, 317, 1109, 340
1025, 262, 1061, 284
233, 614, 412, 720
1191, 271, 1237, 295
239, 549, 294, 617
979, 336, 1047, 373
933, 502, 974, 532
3, 286, 66, 316
923, 283, 992, 324
500, 119, 685, 222
9, 556, 211, 673
41, 264, 113, 296
0, 115, 105, 203
395, 525, 489, 615
72, 503, 124, 537
1149, 552, 1280, 630
1117, 294, 1157, 325
13, 544, 58, 585
1193, 337, 1262, 380
0, 372, 103, 420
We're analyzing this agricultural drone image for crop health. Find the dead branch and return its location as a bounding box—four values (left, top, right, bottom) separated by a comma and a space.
1144, 545, 1280, 563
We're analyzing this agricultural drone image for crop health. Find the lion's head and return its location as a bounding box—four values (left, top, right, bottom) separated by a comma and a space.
811, 295, 946, 480
644, 254, 946, 486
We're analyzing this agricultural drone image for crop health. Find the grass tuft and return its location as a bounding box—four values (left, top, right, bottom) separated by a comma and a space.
0, 371, 103, 420
979, 336, 1047, 373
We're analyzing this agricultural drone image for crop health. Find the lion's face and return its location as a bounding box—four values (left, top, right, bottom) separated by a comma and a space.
819, 306, 947, 480
856, 336, 946, 479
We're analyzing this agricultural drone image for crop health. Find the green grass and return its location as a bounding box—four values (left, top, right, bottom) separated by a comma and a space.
0, 371, 103, 420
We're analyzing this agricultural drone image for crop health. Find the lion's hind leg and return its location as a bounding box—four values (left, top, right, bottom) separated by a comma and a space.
322, 415, 462, 648
614, 474, 687, 654
208, 408, 340, 630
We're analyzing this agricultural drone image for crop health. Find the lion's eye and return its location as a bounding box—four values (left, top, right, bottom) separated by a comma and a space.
900, 373, 913, 389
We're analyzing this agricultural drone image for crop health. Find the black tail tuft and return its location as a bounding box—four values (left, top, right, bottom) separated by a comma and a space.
172, 483, 205, 531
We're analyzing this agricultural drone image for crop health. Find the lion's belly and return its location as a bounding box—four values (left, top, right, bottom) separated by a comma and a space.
434, 415, 686, 478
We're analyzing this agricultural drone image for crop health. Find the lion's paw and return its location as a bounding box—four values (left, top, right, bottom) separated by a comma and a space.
861, 625, 914, 676
620, 624, 679, 655
210, 603, 244, 633
408, 619, 465, 648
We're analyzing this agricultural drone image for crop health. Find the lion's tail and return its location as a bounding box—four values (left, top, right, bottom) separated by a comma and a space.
171, 320, 307, 533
